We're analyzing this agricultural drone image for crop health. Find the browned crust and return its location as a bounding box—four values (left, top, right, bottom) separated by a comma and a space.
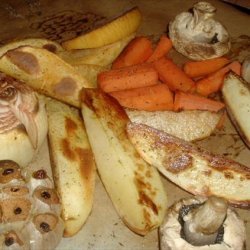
223, 72, 250, 149
129, 123, 250, 177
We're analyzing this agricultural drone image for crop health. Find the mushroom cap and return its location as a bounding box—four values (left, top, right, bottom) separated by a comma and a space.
160, 197, 246, 250
169, 2, 231, 60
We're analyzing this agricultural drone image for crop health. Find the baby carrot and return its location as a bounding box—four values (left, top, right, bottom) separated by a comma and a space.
109, 84, 174, 111
183, 57, 230, 78
174, 91, 225, 112
196, 61, 241, 96
112, 36, 153, 69
97, 63, 158, 92
154, 57, 195, 92
147, 35, 172, 62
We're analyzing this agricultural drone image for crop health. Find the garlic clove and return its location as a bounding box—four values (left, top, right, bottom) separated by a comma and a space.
0, 161, 22, 184
33, 187, 60, 206
1, 198, 32, 223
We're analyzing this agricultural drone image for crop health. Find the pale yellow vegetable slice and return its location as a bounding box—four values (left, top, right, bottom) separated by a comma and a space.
46, 97, 96, 237
59, 33, 135, 66
62, 7, 141, 49
81, 89, 167, 235
222, 72, 250, 148
127, 122, 250, 208
0, 46, 93, 108
126, 109, 223, 142
0, 38, 63, 57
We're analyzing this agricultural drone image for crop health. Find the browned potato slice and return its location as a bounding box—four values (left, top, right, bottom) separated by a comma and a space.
46, 97, 96, 237
222, 72, 250, 148
0, 38, 63, 57
58, 33, 134, 67
81, 89, 167, 235
126, 109, 223, 141
127, 122, 250, 208
0, 46, 93, 107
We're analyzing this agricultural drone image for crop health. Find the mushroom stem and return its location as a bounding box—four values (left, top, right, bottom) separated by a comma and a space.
192, 2, 216, 28
183, 196, 228, 246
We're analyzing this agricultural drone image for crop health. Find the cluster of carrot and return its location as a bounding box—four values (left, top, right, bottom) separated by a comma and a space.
97, 35, 241, 112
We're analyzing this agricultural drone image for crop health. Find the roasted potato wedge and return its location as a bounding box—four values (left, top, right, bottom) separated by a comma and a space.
81, 89, 167, 235
58, 33, 135, 67
62, 7, 141, 49
0, 38, 63, 57
222, 72, 250, 148
126, 109, 223, 141
127, 122, 250, 208
46, 97, 96, 237
0, 46, 93, 107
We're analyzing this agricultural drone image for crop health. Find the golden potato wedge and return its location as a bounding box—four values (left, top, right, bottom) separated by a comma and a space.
127, 122, 250, 208
0, 38, 63, 57
0, 46, 93, 107
46, 97, 96, 237
222, 72, 250, 148
62, 7, 141, 49
126, 109, 223, 141
81, 89, 167, 235
58, 33, 135, 67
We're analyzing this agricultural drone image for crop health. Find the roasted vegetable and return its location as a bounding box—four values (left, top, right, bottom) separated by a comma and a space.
160, 196, 246, 250
46, 98, 96, 237
0, 46, 93, 108
127, 123, 250, 208
81, 89, 167, 235
0, 160, 64, 249
62, 7, 141, 49
58, 33, 135, 67
0, 73, 48, 167
169, 2, 230, 60
126, 109, 224, 141
222, 72, 250, 148
0, 38, 63, 58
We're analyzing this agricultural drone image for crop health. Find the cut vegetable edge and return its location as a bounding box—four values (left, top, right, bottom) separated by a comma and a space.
62, 7, 142, 50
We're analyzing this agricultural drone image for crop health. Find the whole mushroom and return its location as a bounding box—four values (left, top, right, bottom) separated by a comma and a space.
169, 2, 231, 60
160, 196, 246, 250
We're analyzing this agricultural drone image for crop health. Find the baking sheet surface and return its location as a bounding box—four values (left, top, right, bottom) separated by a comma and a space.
0, 0, 249, 249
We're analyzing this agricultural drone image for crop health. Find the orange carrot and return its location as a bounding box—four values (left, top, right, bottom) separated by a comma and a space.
174, 91, 225, 112
112, 36, 153, 69
183, 57, 230, 78
196, 61, 241, 96
154, 57, 195, 92
98, 63, 158, 92
110, 84, 174, 111
147, 35, 172, 62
